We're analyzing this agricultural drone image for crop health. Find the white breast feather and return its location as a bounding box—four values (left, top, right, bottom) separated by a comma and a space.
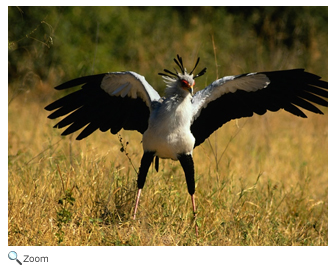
143, 96, 195, 160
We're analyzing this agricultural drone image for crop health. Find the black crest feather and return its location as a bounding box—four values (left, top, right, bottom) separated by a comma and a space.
158, 54, 207, 79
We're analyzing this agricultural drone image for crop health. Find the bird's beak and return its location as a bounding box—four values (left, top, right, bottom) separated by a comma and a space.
189, 86, 193, 95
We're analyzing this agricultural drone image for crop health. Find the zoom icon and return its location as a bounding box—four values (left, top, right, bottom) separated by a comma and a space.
8, 251, 22, 265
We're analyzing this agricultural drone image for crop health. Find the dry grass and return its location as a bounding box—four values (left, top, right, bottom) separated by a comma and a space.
8, 89, 328, 246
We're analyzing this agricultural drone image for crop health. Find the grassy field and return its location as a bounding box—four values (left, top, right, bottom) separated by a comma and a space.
8, 93, 327, 246
8, 7, 328, 246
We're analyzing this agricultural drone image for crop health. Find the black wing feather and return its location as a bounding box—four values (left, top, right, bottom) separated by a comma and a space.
191, 69, 328, 147
45, 74, 150, 140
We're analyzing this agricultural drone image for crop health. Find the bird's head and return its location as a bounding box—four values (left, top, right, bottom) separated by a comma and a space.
159, 55, 207, 96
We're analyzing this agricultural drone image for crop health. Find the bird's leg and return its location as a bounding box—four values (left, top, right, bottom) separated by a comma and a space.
133, 189, 142, 220
155, 156, 159, 172
133, 151, 155, 220
178, 153, 198, 237
191, 194, 198, 237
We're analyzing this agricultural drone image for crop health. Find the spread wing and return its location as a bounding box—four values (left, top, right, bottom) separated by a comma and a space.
45, 71, 161, 140
191, 69, 328, 147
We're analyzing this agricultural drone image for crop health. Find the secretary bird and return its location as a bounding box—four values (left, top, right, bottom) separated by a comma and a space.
45, 55, 328, 236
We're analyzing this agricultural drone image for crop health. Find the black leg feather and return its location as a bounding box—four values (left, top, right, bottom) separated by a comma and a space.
178, 154, 195, 195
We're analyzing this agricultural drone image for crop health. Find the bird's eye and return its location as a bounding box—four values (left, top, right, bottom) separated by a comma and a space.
181, 80, 189, 87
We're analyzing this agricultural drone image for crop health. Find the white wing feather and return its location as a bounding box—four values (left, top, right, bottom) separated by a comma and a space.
101, 71, 161, 107
192, 73, 270, 120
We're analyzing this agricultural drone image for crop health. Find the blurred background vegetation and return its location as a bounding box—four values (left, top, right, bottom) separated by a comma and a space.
8, 6, 328, 102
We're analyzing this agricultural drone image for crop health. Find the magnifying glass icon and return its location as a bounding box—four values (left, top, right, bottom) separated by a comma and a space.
8, 251, 22, 265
